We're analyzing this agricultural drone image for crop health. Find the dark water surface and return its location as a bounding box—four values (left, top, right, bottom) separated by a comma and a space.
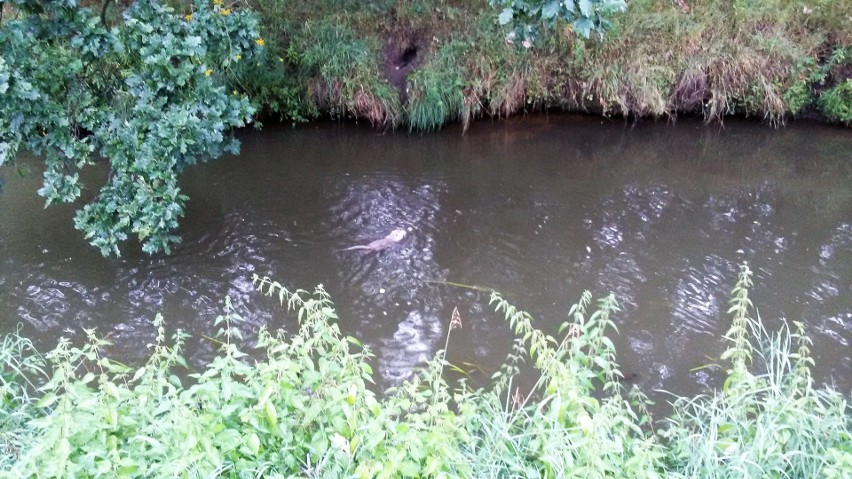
1, 115, 850, 400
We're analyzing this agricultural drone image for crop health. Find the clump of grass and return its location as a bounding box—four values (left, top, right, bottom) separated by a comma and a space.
233, 0, 403, 127
452, 13, 546, 129
404, 39, 467, 131
661, 264, 852, 478
295, 18, 402, 127
820, 79, 852, 124
0, 331, 43, 471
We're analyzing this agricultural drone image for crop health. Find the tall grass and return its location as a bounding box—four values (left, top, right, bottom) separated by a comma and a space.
456, 291, 666, 477
405, 38, 468, 131
661, 264, 851, 478
295, 19, 402, 127
226, 0, 850, 129
0, 266, 849, 477
0, 331, 43, 472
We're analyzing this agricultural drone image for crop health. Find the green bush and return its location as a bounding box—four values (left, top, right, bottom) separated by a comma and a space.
0, 266, 849, 477
820, 79, 852, 124
783, 79, 814, 116
489, 0, 628, 41
0, 0, 262, 256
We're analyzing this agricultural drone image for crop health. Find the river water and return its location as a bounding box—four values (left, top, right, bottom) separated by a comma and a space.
1, 115, 850, 400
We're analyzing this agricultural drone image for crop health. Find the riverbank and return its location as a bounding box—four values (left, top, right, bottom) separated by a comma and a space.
233, 0, 852, 130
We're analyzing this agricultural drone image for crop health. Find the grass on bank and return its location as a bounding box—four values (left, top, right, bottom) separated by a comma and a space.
226, 0, 851, 129
0, 264, 849, 477
4, 0, 849, 128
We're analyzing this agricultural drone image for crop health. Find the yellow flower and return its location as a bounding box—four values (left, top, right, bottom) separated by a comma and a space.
235, 54, 242, 61
220, 8, 231, 15
212, 0, 222, 4
184, 13, 192, 21
255, 38, 265, 47
204, 69, 213, 76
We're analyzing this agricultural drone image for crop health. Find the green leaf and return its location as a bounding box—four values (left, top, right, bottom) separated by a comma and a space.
573, 17, 594, 38
36, 392, 59, 409
577, 0, 594, 17
541, 1, 561, 19
213, 428, 242, 451
400, 460, 420, 476
498, 8, 515, 25
248, 432, 262, 455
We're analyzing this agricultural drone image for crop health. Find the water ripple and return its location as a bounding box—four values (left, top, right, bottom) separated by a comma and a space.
671, 257, 733, 335
319, 173, 447, 386
2, 117, 850, 398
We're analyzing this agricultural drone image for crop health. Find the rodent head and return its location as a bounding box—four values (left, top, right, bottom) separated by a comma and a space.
389, 229, 407, 241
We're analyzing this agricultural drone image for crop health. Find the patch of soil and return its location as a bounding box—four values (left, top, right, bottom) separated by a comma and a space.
382, 29, 428, 104
828, 62, 852, 86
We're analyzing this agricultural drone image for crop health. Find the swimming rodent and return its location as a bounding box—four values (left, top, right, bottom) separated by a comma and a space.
340, 228, 407, 252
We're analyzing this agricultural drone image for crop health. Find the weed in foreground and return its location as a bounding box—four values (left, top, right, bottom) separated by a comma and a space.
0, 265, 848, 477
660, 264, 851, 478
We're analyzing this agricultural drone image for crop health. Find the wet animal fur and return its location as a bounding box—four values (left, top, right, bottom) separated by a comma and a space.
341, 229, 407, 252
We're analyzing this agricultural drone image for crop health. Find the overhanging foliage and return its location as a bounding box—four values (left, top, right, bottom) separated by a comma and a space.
490, 0, 627, 41
0, 0, 263, 256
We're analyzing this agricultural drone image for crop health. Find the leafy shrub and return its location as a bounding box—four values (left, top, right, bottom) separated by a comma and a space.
0, 266, 848, 477
0, 0, 263, 256
783, 79, 814, 116
820, 79, 852, 124
490, 0, 628, 41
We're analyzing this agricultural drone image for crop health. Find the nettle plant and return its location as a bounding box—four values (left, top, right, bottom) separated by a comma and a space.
0, 0, 263, 256
0, 266, 848, 477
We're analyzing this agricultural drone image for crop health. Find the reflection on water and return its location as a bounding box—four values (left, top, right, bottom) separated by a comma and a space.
1, 115, 850, 398
326, 175, 446, 383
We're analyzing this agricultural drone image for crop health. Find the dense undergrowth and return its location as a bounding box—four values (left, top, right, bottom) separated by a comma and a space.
0, 265, 849, 477
226, 0, 852, 129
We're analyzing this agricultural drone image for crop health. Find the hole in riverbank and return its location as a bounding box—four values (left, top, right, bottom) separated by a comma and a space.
397, 46, 418, 69
383, 32, 427, 104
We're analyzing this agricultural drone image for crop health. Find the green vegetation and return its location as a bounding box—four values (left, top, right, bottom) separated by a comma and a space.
2, 1, 850, 256
0, 265, 848, 477
1, 4, 848, 472
0, 0, 263, 256
235, 0, 852, 128
820, 79, 852, 124
491, 0, 628, 40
